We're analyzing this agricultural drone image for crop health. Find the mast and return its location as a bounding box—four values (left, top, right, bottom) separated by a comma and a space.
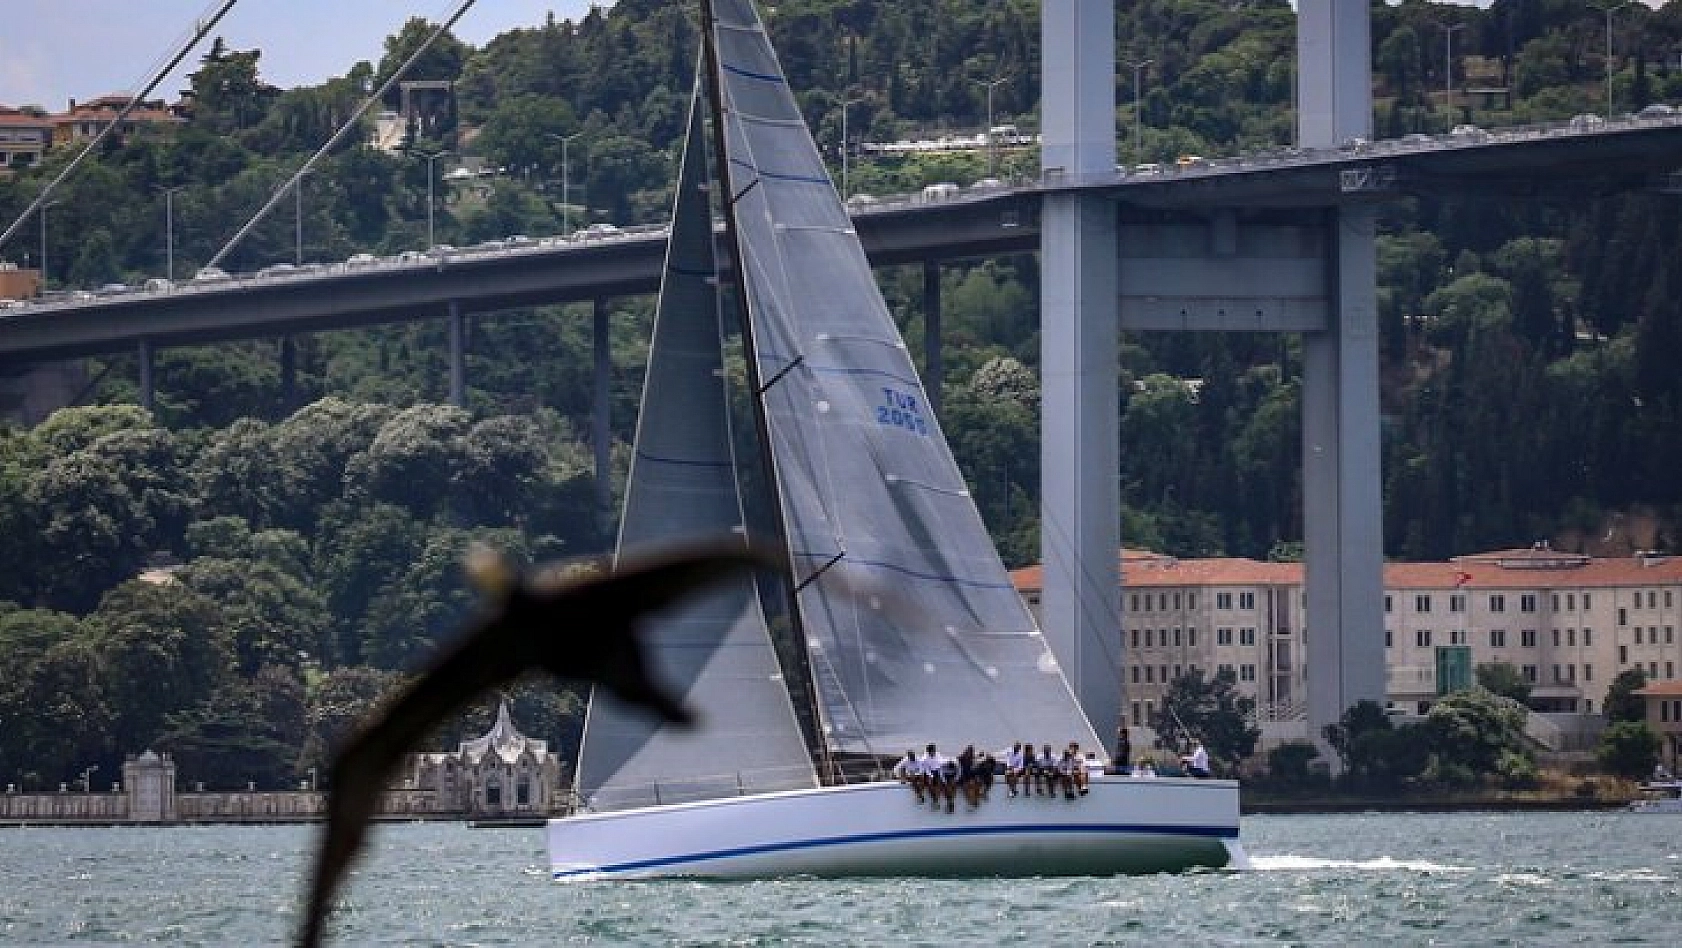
694, 0, 839, 784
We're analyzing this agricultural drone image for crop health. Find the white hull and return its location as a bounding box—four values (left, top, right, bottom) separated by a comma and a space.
548, 775, 1239, 880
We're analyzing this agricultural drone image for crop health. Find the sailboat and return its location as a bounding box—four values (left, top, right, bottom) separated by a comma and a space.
546, 0, 1240, 880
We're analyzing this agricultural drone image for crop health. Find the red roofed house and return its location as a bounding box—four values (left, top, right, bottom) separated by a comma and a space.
52, 95, 183, 146
0, 106, 54, 171
1013, 543, 1682, 751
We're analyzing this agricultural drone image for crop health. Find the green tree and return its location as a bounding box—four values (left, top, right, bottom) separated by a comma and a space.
1422, 688, 1534, 787
1597, 720, 1660, 780
1475, 662, 1533, 704
158, 665, 308, 789
1150, 667, 1259, 773
1604, 668, 1649, 724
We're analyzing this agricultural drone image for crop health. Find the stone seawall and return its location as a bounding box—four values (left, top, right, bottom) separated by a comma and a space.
0, 788, 468, 826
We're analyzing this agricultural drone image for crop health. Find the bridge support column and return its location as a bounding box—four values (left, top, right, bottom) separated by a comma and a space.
922, 260, 942, 416
447, 301, 465, 407
1040, 0, 1122, 740
137, 339, 154, 413
280, 336, 296, 410
1298, 0, 1385, 748
592, 298, 613, 534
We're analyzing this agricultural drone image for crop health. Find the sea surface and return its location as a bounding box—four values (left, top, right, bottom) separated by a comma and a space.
1, 811, 1678, 945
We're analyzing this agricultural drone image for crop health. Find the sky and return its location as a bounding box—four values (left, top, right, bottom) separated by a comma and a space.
1, 0, 602, 110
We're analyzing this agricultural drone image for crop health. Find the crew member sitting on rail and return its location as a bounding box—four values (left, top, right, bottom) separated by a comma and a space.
894, 749, 925, 803
1039, 743, 1061, 797
1005, 742, 1026, 797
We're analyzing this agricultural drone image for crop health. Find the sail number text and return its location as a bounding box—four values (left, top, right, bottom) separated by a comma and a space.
875, 386, 929, 436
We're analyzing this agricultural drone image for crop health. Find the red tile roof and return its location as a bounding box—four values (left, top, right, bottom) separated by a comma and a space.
1010, 548, 1682, 593
1636, 680, 1682, 697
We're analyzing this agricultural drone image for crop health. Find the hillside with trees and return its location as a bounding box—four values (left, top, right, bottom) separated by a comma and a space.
4, 0, 1682, 789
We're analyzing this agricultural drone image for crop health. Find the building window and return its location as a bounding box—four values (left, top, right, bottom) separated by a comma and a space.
1490, 629, 1506, 648
1217, 592, 1232, 609
1667, 590, 1674, 609
1417, 629, 1433, 648
1567, 664, 1576, 682
1451, 629, 1466, 645
1669, 661, 1676, 679
1584, 664, 1593, 682
1131, 666, 1140, 683
1521, 629, 1537, 648
1131, 629, 1140, 649
1144, 665, 1153, 683
1173, 627, 1182, 647
1648, 590, 1658, 609
1583, 593, 1592, 610
1551, 594, 1559, 611
1132, 701, 1143, 726
1552, 664, 1561, 683
1145, 628, 1154, 648
1584, 628, 1593, 647
1416, 595, 1432, 613
1552, 629, 1560, 648
1218, 627, 1233, 646
1159, 593, 1169, 611
1522, 665, 1537, 683
1490, 594, 1506, 613
1521, 594, 1536, 612
1189, 593, 1197, 609
1636, 628, 1644, 645
1239, 592, 1256, 610
1174, 664, 1182, 679
1649, 661, 1659, 678
1240, 664, 1256, 681
1219, 663, 1234, 675
1188, 628, 1198, 647
1385, 595, 1393, 613
1620, 645, 1629, 664
1668, 626, 1675, 645
1450, 594, 1465, 613
1619, 607, 1627, 626
1240, 628, 1256, 646
1160, 665, 1169, 684
1385, 629, 1393, 648
1567, 628, 1575, 647
1129, 594, 1139, 612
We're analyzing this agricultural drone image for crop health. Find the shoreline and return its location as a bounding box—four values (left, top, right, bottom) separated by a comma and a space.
1242, 795, 1632, 815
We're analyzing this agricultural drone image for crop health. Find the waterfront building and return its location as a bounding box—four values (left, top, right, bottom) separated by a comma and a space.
1634, 679, 1682, 771
1013, 544, 1682, 744
406, 700, 563, 817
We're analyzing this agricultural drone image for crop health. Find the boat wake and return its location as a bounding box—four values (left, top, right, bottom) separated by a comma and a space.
1245, 854, 1473, 873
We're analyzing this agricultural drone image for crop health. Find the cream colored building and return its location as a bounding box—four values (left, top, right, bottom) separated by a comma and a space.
1635, 679, 1682, 771
407, 700, 564, 816
1013, 545, 1682, 731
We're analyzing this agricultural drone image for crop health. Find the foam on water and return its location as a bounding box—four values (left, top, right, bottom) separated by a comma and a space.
1247, 853, 1474, 873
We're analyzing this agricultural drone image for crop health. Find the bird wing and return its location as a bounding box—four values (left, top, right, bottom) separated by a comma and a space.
296, 538, 777, 948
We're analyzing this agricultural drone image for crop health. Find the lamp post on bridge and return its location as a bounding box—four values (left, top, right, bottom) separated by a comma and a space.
548, 132, 585, 235
416, 149, 452, 249
972, 76, 1009, 177
293, 171, 308, 265
1438, 22, 1466, 131
158, 185, 184, 283
839, 95, 865, 199
38, 199, 60, 293
1604, 2, 1636, 119
1123, 59, 1152, 163
80, 764, 98, 793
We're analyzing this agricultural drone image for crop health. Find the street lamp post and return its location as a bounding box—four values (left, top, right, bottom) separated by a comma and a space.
549, 133, 585, 234
307, 767, 318, 792
1123, 59, 1152, 162
972, 76, 1008, 176
417, 149, 451, 249
293, 171, 308, 265
80, 764, 98, 793
1440, 23, 1467, 130
39, 199, 60, 292
839, 96, 865, 199
1605, 2, 1635, 119
158, 186, 184, 283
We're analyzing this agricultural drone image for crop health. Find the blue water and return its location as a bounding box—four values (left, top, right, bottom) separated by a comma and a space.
1, 812, 1678, 945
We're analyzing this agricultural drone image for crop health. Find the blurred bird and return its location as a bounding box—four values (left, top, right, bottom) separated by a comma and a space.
296, 537, 779, 948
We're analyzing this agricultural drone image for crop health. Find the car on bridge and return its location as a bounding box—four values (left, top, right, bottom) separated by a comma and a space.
191, 266, 230, 283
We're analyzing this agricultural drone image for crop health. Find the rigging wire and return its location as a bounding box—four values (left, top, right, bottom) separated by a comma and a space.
205, 0, 478, 271
0, 0, 241, 254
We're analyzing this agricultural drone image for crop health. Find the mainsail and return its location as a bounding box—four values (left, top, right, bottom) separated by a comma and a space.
708, 0, 1104, 756
573, 91, 819, 811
